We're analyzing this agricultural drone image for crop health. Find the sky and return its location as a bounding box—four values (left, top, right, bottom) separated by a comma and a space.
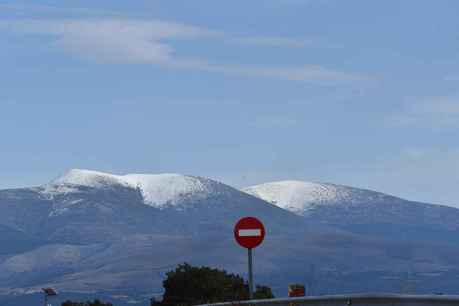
1, 0, 459, 207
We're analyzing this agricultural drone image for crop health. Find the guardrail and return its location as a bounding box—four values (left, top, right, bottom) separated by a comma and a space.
199, 294, 459, 306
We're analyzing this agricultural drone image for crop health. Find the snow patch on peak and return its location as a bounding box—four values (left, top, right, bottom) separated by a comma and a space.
45, 169, 222, 208
51, 169, 129, 188
243, 180, 394, 216
123, 173, 215, 207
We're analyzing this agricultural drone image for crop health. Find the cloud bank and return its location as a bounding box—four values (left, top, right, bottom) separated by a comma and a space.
1, 18, 364, 84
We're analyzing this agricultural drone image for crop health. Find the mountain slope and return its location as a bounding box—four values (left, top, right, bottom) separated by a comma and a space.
243, 180, 397, 215
243, 180, 459, 242
2, 171, 459, 304
0, 169, 308, 244
0, 170, 312, 299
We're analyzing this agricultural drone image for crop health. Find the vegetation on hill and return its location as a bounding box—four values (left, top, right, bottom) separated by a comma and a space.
61, 299, 113, 306
60, 263, 273, 306
159, 263, 274, 306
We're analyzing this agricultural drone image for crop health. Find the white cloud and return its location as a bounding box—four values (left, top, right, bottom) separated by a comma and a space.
233, 36, 339, 49
5, 19, 215, 63
1, 18, 363, 84
0, 3, 121, 16
234, 36, 315, 48
177, 61, 364, 83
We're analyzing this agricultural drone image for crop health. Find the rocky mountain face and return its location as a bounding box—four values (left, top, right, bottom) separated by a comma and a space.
1, 170, 459, 305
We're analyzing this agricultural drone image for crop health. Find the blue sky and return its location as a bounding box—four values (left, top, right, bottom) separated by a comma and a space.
1, 0, 459, 206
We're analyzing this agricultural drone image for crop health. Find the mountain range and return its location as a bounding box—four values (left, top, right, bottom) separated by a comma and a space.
1, 169, 459, 306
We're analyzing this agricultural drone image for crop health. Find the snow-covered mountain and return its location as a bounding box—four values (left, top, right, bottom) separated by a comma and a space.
3, 170, 459, 305
243, 180, 459, 242
0, 169, 307, 303
0, 169, 304, 245
45, 169, 227, 209
243, 180, 397, 216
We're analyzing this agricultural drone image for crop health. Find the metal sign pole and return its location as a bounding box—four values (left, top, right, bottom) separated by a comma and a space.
248, 248, 253, 299
234, 217, 265, 301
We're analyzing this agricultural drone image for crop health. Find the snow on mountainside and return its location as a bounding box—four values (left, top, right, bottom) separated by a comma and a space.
4, 171, 459, 303
242, 180, 459, 237
44, 169, 225, 208
32, 169, 304, 241
243, 180, 404, 216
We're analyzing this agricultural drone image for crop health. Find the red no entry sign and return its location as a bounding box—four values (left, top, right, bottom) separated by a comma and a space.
234, 216, 265, 249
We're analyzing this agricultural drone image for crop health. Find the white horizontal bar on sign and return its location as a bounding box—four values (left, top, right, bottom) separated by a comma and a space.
238, 229, 261, 237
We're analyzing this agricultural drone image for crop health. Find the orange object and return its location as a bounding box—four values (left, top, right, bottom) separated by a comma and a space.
288, 284, 305, 297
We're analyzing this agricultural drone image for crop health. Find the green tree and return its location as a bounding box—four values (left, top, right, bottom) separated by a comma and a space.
253, 285, 274, 299
61, 299, 113, 306
161, 263, 274, 306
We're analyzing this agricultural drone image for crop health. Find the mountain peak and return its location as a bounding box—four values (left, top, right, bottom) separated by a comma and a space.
243, 180, 396, 216
51, 169, 129, 188
46, 169, 222, 208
